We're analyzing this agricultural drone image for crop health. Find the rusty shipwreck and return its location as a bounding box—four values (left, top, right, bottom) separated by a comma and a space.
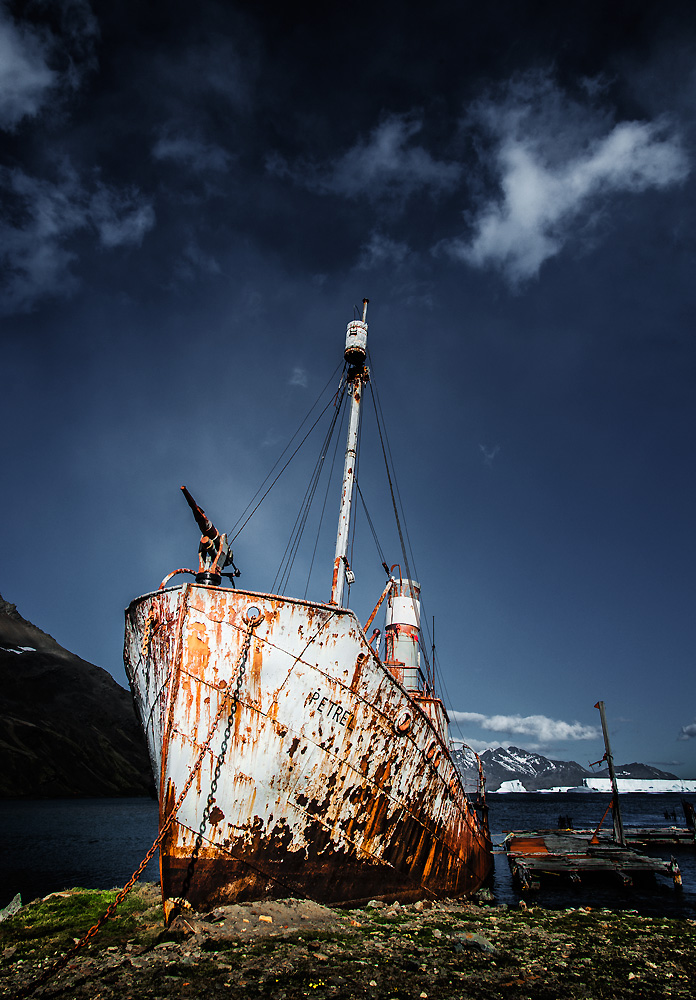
124, 300, 492, 908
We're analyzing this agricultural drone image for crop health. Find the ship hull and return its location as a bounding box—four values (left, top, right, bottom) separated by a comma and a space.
124, 583, 492, 908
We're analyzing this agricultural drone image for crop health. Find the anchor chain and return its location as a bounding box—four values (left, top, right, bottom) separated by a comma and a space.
180, 612, 259, 896
18, 611, 262, 998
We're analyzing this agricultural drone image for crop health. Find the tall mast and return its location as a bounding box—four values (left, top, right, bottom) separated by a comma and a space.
331, 299, 369, 606
595, 700, 626, 846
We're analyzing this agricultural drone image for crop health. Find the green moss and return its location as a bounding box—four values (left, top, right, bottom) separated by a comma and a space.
0, 887, 158, 957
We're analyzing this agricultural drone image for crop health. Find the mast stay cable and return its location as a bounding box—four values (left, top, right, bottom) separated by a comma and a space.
230, 362, 345, 543
367, 363, 435, 690
357, 483, 389, 573
273, 380, 348, 594
304, 396, 347, 598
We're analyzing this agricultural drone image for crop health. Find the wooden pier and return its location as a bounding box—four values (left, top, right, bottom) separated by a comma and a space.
558, 827, 695, 850
620, 827, 695, 850
504, 830, 682, 891
504, 703, 691, 892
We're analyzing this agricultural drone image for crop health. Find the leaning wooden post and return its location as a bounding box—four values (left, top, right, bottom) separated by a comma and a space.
595, 700, 626, 847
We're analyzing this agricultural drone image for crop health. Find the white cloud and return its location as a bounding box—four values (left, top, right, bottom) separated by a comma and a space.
269, 115, 461, 203
0, 163, 155, 314
445, 74, 689, 284
0, 2, 98, 131
329, 116, 461, 198
289, 367, 308, 388
357, 232, 411, 270
0, 6, 56, 130
678, 721, 696, 740
450, 710, 599, 743
451, 737, 500, 754
152, 134, 233, 173
479, 444, 500, 467
172, 241, 222, 282
90, 186, 156, 248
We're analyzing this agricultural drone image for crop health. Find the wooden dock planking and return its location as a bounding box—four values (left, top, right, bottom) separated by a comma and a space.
623, 828, 695, 849
556, 827, 695, 849
504, 830, 682, 891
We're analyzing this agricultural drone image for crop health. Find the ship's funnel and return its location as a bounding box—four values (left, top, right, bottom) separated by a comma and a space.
384, 579, 421, 690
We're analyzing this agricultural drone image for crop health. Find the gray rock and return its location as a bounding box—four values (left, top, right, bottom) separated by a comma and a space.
0, 893, 21, 922
453, 931, 498, 955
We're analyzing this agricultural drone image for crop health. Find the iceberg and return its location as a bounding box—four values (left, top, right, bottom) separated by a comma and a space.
582, 777, 696, 793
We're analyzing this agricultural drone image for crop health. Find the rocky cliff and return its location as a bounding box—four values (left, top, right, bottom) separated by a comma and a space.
0, 594, 153, 798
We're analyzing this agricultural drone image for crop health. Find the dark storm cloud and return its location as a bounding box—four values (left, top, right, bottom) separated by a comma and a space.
0, 0, 97, 130
144, 31, 250, 182
4, 1, 696, 312
0, 2, 152, 313
356, 233, 412, 271
0, 2, 256, 313
0, 4, 55, 129
0, 161, 154, 314
152, 133, 234, 174
267, 115, 461, 203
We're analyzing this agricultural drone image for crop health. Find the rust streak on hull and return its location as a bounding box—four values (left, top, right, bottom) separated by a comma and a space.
125, 584, 492, 909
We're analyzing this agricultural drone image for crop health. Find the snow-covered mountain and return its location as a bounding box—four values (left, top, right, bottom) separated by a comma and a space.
454, 745, 679, 792
477, 746, 590, 791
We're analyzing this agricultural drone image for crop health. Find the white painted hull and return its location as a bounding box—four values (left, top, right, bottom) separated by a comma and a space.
124, 583, 492, 907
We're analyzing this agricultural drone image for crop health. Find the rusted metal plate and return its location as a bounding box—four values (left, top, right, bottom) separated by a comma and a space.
125, 583, 492, 908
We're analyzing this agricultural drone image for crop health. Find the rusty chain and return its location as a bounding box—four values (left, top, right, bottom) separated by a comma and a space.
19, 615, 260, 998
180, 618, 253, 896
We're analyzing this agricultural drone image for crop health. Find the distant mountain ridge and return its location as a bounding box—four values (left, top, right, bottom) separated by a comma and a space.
0, 594, 153, 798
453, 744, 678, 792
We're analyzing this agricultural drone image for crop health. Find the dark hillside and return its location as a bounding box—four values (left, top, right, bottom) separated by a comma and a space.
0, 594, 153, 798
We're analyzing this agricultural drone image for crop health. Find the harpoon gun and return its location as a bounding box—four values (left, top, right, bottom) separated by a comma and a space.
181, 485, 240, 587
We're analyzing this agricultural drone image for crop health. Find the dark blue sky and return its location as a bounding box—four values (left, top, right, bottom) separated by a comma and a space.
2, 0, 695, 775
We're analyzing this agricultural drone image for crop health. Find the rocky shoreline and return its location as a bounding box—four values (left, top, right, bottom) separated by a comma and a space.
2, 883, 695, 998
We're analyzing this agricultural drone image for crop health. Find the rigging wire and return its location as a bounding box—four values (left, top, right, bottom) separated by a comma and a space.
230, 363, 345, 544
367, 380, 413, 583
356, 484, 389, 573
273, 381, 348, 594
303, 394, 347, 598
367, 350, 448, 695
367, 362, 434, 683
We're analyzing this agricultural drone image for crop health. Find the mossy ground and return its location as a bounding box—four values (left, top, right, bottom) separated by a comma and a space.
1, 888, 161, 958
1, 886, 695, 999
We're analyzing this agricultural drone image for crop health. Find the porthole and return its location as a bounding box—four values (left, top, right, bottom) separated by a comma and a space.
395, 711, 412, 734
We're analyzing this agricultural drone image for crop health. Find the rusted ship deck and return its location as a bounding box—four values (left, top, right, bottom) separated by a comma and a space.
504, 830, 682, 891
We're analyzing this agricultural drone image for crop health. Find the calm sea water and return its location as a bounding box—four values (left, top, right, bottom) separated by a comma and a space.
1, 793, 694, 917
